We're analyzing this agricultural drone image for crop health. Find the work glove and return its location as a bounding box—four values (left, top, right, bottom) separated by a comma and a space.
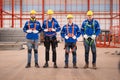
91, 35, 96, 40
33, 30, 39, 33
83, 34, 88, 39
65, 35, 69, 39
72, 35, 76, 39
44, 29, 48, 32
52, 28, 56, 32
26, 29, 32, 33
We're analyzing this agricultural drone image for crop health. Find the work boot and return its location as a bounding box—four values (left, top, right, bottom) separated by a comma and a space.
53, 62, 58, 68
73, 63, 78, 68
35, 63, 40, 68
25, 63, 31, 68
92, 63, 97, 69
64, 63, 68, 68
83, 64, 89, 69
43, 62, 49, 68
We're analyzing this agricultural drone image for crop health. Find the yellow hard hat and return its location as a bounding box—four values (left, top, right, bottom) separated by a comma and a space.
30, 10, 37, 14
47, 9, 54, 15
87, 10, 93, 16
67, 14, 74, 19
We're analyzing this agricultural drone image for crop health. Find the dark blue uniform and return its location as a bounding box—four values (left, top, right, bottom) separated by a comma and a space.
61, 23, 81, 65
23, 20, 42, 66
81, 19, 101, 64
42, 18, 61, 65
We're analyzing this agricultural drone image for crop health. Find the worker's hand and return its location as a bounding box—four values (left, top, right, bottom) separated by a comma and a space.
91, 35, 96, 40
48, 28, 52, 32
33, 30, 39, 33
68, 34, 74, 37
52, 28, 56, 32
44, 29, 48, 32
72, 35, 76, 39
65, 35, 69, 39
83, 34, 88, 39
26, 29, 32, 33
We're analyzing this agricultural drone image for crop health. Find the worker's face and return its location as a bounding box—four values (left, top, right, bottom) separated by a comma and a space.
87, 15, 93, 20
67, 18, 73, 23
48, 14, 53, 19
30, 14, 36, 19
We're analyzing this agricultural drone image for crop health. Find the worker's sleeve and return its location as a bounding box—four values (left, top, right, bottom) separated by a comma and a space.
37, 22, 42, 33
76, 25, 81, 38
81, 21, 85, 36
95, 21, 101, 36
55, 21, 61, 32
42, 21, 46, 30
23, 21, 28, 33
61, 26, 66, 38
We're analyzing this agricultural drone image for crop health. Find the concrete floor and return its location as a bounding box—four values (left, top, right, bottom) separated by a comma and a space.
0, 42, 120, 80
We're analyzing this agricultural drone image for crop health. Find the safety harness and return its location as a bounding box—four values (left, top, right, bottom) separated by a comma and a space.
45, 19, 56, 37
44, 19, 58, 47
84, 20, 95, 46
66, 23, 74, 36
28, 19, 37, 30
65, 23, 77, 53
27, 19, 38, 45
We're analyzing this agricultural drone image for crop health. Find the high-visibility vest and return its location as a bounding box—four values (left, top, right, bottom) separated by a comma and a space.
84, 20, 95, 34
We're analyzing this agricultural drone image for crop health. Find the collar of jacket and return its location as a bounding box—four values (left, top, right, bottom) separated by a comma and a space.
87, 18, 94, 23
67, 23, 74, 26
30, 18, 36, 22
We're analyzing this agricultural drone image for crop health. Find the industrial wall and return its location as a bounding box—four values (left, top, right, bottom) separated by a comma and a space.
0, 0, 120, 47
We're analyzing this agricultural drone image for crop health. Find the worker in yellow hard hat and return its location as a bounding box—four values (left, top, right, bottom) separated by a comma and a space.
86, 10, 93, 21
42, 9, 61, 68
61, 14, 81, 68
81, 10, 101, 69
23, 10, 42, 68
30, 10, 37, 22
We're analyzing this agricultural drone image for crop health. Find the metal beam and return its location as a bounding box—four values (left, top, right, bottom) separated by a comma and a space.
65, 0, 67, 13
42, 0, 44, 22
12, 0, 14, 28
0, 0, 3, 28
88, 0, 90, 11
110, 0, 113, 27
20, 0, 22, 28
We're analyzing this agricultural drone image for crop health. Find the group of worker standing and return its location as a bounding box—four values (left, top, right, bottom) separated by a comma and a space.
23, 9, 101, 69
